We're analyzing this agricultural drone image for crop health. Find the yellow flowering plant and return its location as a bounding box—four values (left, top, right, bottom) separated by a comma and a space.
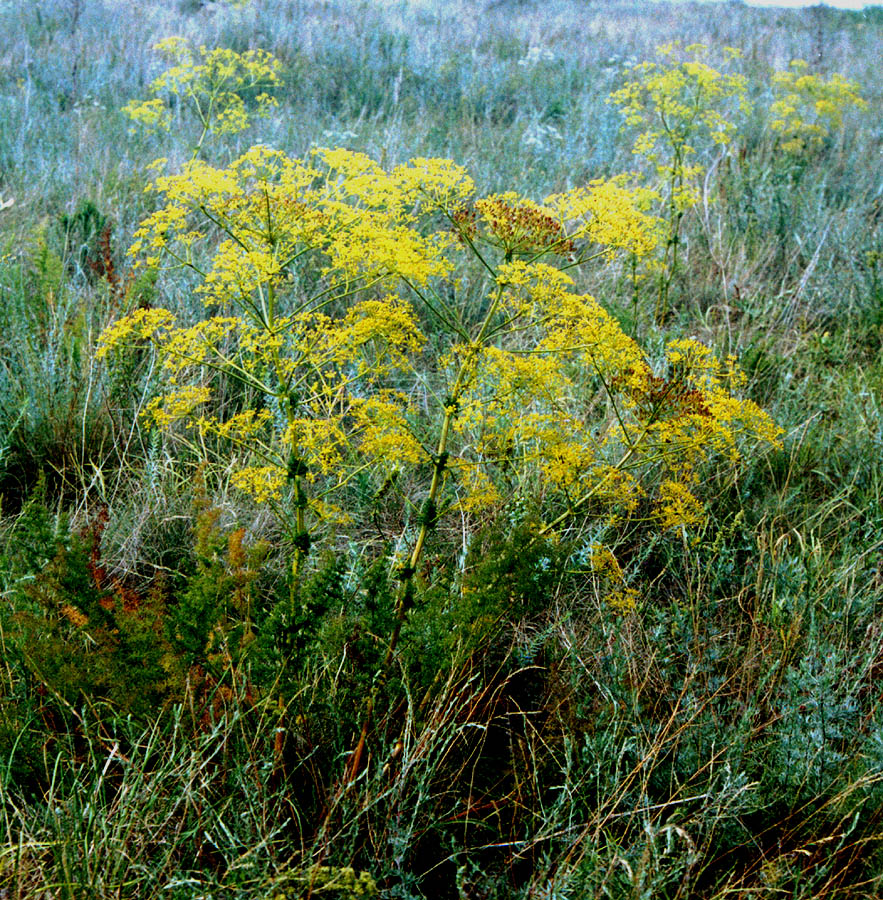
123, 37, 281, 158
609, 43, 749, 323
100, 145, 782, 776
770, 60, 866, 155
99, 143, 783, 579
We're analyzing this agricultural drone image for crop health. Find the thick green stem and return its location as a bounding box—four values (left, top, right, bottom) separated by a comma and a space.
343, 385, 463, 784
343, 328, 486, 784
263, 278, 310, 583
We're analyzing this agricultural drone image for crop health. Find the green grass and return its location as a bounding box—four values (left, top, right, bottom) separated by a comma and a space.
1, 0, 882, 897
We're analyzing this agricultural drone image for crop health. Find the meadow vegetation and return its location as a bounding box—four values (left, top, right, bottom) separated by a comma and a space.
0, 0, 882, 897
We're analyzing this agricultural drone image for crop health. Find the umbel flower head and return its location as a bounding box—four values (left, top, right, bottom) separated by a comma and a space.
123, 37, 281, 153
770, 59, 866, 154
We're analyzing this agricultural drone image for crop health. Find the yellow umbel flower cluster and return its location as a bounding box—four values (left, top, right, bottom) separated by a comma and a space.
609, 43, 747, 198
770, 60, 866, 154
123, 37, 280, 155
609, 43, 749, 322
544, 177, 661, 259
655, 479, 705, 531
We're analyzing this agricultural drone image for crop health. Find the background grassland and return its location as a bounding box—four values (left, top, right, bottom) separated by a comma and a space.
1, 0, 882, 897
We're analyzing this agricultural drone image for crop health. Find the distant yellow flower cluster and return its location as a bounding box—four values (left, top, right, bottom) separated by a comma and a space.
770, 60, 866, 154
608, 43, 749, 322
609, 43, 748, 202
123, 37, 280, 152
